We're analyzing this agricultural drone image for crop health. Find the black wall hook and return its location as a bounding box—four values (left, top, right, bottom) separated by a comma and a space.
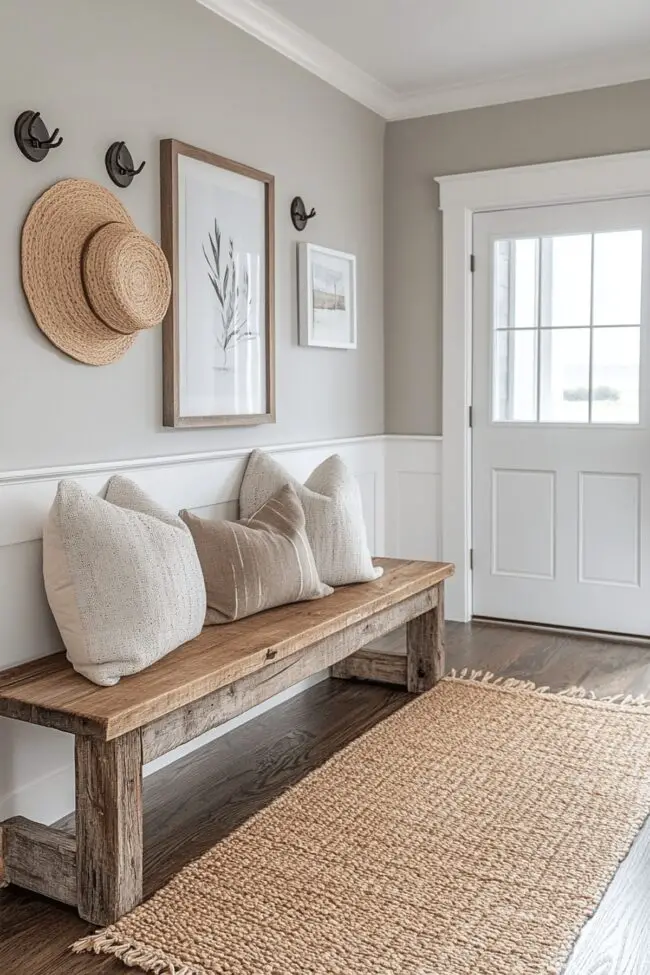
14, 110, 63, 162
105, 141, 146, 188
291, 196, 317, 232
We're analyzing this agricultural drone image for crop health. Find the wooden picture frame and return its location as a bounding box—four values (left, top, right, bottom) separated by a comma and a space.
160, 139, 275, 428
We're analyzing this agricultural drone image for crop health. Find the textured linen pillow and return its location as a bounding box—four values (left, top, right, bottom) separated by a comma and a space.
239, 451, 382, 587
181, 483, 333, 624
43, 476, 206, 686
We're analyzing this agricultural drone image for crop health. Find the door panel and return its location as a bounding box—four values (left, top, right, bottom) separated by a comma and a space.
578, 473, 640, 588
472, 198, 650, 634
491, 469, 555, 579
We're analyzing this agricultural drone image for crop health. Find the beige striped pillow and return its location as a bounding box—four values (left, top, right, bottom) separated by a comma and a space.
180, 484, 333, 625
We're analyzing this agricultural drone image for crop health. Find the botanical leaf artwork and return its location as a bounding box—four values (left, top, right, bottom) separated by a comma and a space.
203, 219, 257, 369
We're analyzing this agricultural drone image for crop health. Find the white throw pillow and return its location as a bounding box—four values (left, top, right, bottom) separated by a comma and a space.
239, 451, 382, 587
43, 476, 206, 686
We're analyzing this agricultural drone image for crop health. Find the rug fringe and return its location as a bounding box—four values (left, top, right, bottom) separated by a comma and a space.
446, 668, 650, 709
72, 933, 207, 975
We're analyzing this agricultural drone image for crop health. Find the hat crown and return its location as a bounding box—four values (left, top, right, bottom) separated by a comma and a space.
82, 222, 171, 336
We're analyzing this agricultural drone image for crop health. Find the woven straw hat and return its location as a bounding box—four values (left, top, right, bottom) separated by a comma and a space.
21, 178, 171, 366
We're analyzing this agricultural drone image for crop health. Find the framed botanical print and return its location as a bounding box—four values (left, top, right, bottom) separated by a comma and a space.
160, 139, 275, 427
298, 243, 357, 349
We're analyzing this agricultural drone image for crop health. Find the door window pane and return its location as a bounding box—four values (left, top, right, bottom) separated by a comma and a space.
593, 230, 642, 326
591, 327, 640, 424
493, 240, 511, 330
513, 239, 538, 328
539, 328, 591, 423
491, 227, 643, 426
547, 234, 592, 328
493, 238, 539, 329
493, 329, 538, 422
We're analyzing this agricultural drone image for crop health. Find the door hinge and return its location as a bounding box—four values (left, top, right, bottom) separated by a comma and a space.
469, 548, 474, 571
470, 253, 476, 272
468, 405, 473, 428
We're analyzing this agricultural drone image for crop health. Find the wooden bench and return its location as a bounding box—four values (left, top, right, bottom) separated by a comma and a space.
0, 557, 453, 926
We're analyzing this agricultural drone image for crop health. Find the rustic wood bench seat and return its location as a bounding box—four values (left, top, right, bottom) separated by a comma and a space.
0, 557, 453, 926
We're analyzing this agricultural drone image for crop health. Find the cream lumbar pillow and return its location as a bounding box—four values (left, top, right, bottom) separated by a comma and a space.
181, 483, 333, 625
43, 476, 206, 686
239, 451, 382, 587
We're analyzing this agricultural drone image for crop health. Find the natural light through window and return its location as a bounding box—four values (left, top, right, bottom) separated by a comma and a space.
492, 230, 643, 424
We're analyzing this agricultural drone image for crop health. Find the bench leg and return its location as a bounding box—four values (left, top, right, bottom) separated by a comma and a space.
406, 581, 445, 692
75, 729, 143, 926
332, 584, 446, 693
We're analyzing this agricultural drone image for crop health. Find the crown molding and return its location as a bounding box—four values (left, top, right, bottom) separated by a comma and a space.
195, 0, 395, 117
197, 0, 650, 121
388, 46, 650, 120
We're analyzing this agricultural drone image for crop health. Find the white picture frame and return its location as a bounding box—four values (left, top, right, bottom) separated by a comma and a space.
298, 243, 357, 349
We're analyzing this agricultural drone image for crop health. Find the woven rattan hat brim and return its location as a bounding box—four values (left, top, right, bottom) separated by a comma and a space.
21, 180, 137, 366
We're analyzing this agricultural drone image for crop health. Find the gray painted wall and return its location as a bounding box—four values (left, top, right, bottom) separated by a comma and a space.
0, 0, 384, 472
384, 79, 650, 435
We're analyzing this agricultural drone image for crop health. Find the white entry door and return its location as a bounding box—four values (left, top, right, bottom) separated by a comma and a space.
472, 197, 650, 635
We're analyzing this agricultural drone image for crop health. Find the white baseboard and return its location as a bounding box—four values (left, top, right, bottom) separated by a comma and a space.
0, 746, 74, 824
0, 433, 440, 824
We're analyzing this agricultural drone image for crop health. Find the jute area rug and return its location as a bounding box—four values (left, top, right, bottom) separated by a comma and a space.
74, 672, 650, 975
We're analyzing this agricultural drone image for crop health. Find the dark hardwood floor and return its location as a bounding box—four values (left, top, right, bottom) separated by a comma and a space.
2, 620, 650, 975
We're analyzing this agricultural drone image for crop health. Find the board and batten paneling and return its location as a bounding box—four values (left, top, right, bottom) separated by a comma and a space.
385, 436, 442, 561
0, 434, 440, 824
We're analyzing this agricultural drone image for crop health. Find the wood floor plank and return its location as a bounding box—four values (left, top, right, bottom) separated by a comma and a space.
2, 620, 650, 974
563, 809, 650, 975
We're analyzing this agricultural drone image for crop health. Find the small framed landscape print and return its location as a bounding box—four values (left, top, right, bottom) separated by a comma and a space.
298, 243, 357, 349
160, 139, 275, 428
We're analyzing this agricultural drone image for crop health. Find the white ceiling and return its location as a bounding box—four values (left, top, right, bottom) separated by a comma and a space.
198, 0, 650, 118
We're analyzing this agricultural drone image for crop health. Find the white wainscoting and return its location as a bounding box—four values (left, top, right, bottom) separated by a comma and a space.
0, 433, 440, 825
384, 436, 442, 560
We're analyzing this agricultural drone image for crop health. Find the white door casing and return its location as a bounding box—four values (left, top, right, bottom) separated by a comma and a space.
472, 199, 650, 634
437, 150, 650, 622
